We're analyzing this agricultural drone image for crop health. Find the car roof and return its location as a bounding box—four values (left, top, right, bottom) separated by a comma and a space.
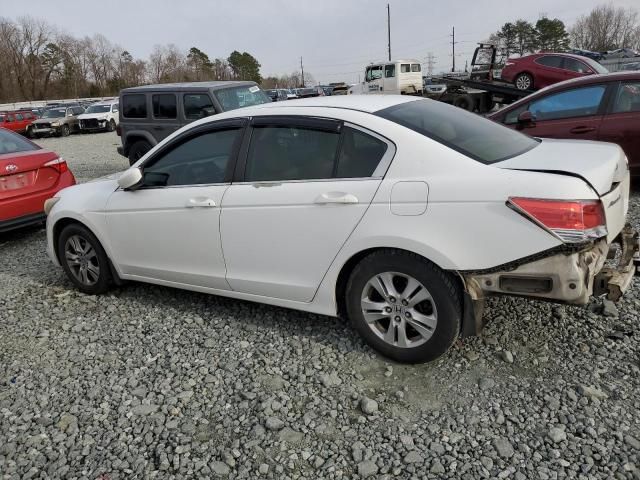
120, 81, 257, 93
242, 95, 419, 114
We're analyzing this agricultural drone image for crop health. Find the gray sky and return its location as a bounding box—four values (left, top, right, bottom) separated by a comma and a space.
2, 0, 637, 84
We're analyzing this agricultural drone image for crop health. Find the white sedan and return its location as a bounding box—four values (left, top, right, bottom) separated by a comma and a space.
45, 96, 639, 363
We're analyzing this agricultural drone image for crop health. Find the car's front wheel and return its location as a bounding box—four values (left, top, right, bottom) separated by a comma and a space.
57, 223, 112, 295
60, 125, 70, 137
346, 250, 461, 363
107, 119, 116, 132
515, 73, 533, 90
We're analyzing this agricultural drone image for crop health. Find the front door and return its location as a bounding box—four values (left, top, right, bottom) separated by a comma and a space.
599, 80, 640, 172
105, 121, 246, 288
221, 117, 393, 302
520, 84, 607, 140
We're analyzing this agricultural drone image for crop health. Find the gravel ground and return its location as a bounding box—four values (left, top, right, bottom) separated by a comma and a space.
1, 132, 639, 479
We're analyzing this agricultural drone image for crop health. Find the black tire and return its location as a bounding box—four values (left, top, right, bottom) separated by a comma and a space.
107, 119, 116, 132
57, 223, 112, 295
25, 126, 34, 139
345, 250, 461, 363
60, 124, 70, 137
128, 140, 151, 166
453, 95, 475, 111
514, 73, 533, 91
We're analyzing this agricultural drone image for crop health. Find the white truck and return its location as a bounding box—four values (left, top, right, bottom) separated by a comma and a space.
350, 59, 423, 95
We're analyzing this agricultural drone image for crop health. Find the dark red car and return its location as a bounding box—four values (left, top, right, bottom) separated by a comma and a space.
501, 53, 608, 91
0, 127, 75, 232
489, 71, 640, 174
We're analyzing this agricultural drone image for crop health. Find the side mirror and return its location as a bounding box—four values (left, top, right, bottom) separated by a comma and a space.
201, 107, 216, 118
517, 110, 535, 128
118, 167, 143, 190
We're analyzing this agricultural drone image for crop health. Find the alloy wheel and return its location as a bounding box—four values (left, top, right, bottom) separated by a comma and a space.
360, 271, 438, 348
516, 75, 531, 90
64, 234, 100, 286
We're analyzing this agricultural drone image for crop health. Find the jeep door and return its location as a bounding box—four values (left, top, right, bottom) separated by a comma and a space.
150, 93, 181, 141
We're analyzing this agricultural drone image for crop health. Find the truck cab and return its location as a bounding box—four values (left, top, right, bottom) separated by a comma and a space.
355, 60, 423, 95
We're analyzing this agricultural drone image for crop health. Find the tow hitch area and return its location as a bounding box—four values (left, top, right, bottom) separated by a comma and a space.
593, 224, 640, 301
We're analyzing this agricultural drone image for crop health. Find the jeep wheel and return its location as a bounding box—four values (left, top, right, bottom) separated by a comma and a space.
128, 140, 152, 166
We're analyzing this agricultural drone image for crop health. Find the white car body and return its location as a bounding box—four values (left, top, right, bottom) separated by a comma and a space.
45, 96, 638, 360
77, 101, 119, 132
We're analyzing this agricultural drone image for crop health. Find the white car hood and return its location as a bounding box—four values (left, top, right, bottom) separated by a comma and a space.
495, 138, 628, 196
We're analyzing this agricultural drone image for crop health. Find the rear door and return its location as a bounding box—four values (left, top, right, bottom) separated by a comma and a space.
519, 84, 608, 140
534, 56, 567, 88
598, 80, 640, 172
220, 117, 394, 302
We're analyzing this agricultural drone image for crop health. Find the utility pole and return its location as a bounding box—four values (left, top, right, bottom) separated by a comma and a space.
300, 56, 305, 88
450, 26, 457, 72
387, 4, 391, 61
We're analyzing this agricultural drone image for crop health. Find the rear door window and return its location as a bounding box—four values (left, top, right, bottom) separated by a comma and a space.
611, 82, 640, 113
336, 127, 388, 178
152, 94, 177, 119
536, 56, 563, 69
528, 85, 606, 121
563, 58, 591, 73
245, 122, 341, 182
122, 94, 147, 118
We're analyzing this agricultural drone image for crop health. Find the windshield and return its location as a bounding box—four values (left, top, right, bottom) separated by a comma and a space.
376, 99, 539, 164
43, 108, 65, 118
583, 57, 608, 74
85, 105, 111, 113
214, 85, 271, 111
0, 128, 38, 154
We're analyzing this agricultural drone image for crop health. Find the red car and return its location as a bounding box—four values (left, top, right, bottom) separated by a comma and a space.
489, 71, 640, 174
0, 110, 37, 137
501, 53, 608, 91
0, 127, 75, 232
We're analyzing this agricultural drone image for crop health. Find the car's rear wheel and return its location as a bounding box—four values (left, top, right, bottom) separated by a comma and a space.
128, 140, 151, 166
107, 119, 116, 132
57, 223, 112, 295
515, 73, 533, 90
346, 250, 461, 363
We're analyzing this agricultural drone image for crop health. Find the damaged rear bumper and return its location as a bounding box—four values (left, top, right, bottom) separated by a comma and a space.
463, 224, 639, 307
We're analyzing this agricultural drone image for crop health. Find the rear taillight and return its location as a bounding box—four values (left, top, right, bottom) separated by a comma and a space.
44, 157, 69, 174
508, 197, 607, 243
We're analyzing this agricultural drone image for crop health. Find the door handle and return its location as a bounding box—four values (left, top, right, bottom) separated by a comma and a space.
314, 192, 359, 204
570, 126, 596, 134
152, 126, 164, 131
186, 198, 216, 208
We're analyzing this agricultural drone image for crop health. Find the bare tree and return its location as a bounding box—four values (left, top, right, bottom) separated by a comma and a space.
570, 4, 640, 51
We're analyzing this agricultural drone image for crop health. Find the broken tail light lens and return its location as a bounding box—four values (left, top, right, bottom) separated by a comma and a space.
43, 157, 69, 174
508, 197, 607, 243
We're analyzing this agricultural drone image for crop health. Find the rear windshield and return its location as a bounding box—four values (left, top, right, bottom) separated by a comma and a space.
0, 129, 38, 154
376, 99, 539, 164
214, 85, 271, 111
